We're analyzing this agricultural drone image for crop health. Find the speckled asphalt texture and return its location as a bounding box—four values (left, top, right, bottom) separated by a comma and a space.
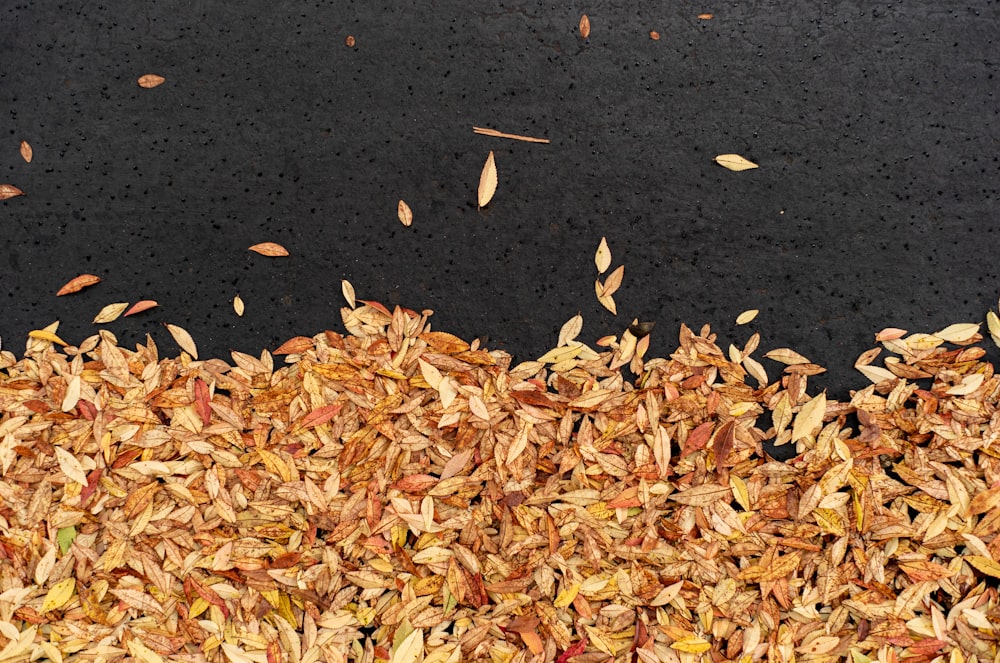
2, 2, 998, 399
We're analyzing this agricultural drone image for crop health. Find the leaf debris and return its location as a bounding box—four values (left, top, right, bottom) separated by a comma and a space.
397, 199, 413, 226
137, 74, 165, 88
472, 126, 551, 144
248, 242, 289, 257
714, 153, 759, 171
56, 274, 101, 296
579, 14, 591, 39
0, 183, 25, 199
477, 150, 497, 208
19, 140, 32, 163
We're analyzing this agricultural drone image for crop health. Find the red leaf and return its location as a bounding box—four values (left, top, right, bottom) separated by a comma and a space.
297, 403, 343, 429
184, 575, 229, 618
556, 637, 588, 663
681, 421, 715, 458
80, 468, 103, 503
123, 300, 159, 316
194, 378, 212, 426
712, 420, 736, 467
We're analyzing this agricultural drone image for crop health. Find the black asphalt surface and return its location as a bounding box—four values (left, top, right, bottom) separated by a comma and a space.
2, 2, 998, 401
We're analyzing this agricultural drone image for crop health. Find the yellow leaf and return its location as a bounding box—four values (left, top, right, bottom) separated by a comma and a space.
92, 302, 129, 324
477, 151, 497, 208
398, 199, 413, 226
233, 294, 245, 317
342, 279, 357, 309
730, 475, 750, 511
164, 323, 198, 359
28, 329, 68, 346
579, 14, 591, 39
391, 627, 424, 663
792, 392, 826, 442
965, 555, 1000, 579
671, 636, 711, 654
594, 236, 611, 273
735, 309, 759, 325
553, 582, 581, 607
714, 153, 758, 171
41, 577, 76, 613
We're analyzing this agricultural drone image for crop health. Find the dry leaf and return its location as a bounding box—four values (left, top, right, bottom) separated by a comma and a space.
764, 347, 811, 365
472, 126, 551, 144
736, 309, 759, 325
164, 323, 198, 358
233, 295, 245, 317
933, 322, 980, 343
0, 184, 25, 199
341, 279, 357, 309
594, 237, 611, 274
557, 314, 583, 347
697, 13, 714, 19
19, 140, 32, 163
397, 199, 413, 227
92, 302, 129, 324
40, 578, 76, 613
579, 14, 591, 38
792, 392, 826, 442
28, 329, 68, 346
137, 74, 165, 88
650, 30, 661, 40
714, 154, 758, 171
124, 300, 158, 316
477, 151, 497, 209
601, 265, 624, 297
56, 274, 101, 296
345, 35, 356, 47
248, 242, 289, 257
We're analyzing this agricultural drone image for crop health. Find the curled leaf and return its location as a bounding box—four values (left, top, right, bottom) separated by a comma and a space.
594, 237, 611, 274
650, 30, 661, 40
0, 184, 25, 199
137, 74, 165, 88
164, 323, 198, 359
579, 14, 591, 39
477, 151, 497, 209
233, 295, 245, 317
28, 329, 68, 346
397, 199, 413, 227
714, 154, 758, 171
57, 274, 101, 296
92, 302, 129, 324
20, 140, 32, 163
249, 242, 289, 257
124, 300, 159, 316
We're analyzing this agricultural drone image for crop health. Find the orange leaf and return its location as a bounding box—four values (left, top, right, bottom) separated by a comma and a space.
273, 336, 314, 355
345, 35, 356, 48
681, 421, 715, 458
57, 274, 101, 296
137, 74, 165, 88
249, 242, 289, 257
698, 13, 714, 20
579, 14, 591, 39
358, 299, 392, 316
650, 30, 661, 40
194, 378, 212, 426
123, 300, 158, 316
297, 403, 343, 430
19, 141, 32, 163
0, 184, 25, 200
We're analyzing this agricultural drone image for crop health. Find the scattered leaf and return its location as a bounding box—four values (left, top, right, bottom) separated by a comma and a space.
736, 309, 759, 325
933, 322, 980, 344
557, 314, 583, 347
714, 154, 758, 171
28, 329, 68, 346
397, 199, 413, 227
137, 74, 165, 88
345, 35, 356, 47
19, 140, 32, 163
92, 302, 129, 324
697, 13, 714, 19
792, 392, 827, 442
764, 347, 812, 365
601, 265, 624, 297
342, 279, 357, 309
56, 274, 101, 296
472, 126, 550, 144
124, 300, 159, 316
233, 295, 245, 317
579, 14, 591, 39
594, 237, 611, 274
0, 184, 25, 199
650, 30, 661, 40
477, 151, 497, 209
164, 323, 198, 359
248, 242, 289, 257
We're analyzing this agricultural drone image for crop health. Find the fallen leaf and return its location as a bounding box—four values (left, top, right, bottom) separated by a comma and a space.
249, 242, 289, 257
164, 323, 198, 359
736, 309, 759, 325
595, 237, 611, 273
40, 578, 76, 613
273, 336, 314, 354
19, 141, 32, 163
650, 30, 661, 40
397, 200, 413, 227
601, 265, 624, 297
598, 294, 617, 315
875, 327, 907, 342
137, 74, 165, 88
557, 314, 583, 346
933, 323, 980, 344
92, 302, 129, 324
391, 627, 424, 663
342, 279, 357, 308
579, 14, 591, 39
233, 295, 245, 317
28, 329, 68, 346
56, 274, 101, 296
714, 154, 758, 171
477, 151, 497, 209
697, 13, 714, 20
792, 392, 826, 442
0, 184, 25, 199
764, 347, 812, 365
124, 300, 158, 316
345, 35, 356, 47
472, 126, 550, 144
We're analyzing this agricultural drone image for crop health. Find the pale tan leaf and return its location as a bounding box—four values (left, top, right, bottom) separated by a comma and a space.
933, 322, 980, 343
595, 236, 611, 273
558, 314, 583, 346
579, 14, 591, 38
0, 184, 25, 199
397, 199, 413, 226
988, 311, 1000, 338
764, 347, 811, 365
792, 392, 826, 442
477, 151, 497, 208
735, 309, 759, 325
56, 274, 101, 296
418, 358, 443, 389
164, 323, 198, 359
601, 264, 624, 297
668, 483, 731, 506
61, 375, 81, 413
233, 295, 245, 317
248, 242, 289, 256
742, 355, 768, 386
19, 140, 32, 163
391, 627, 424, 663
946, 373, 984, 396
137, 74, 165, 88
342, 279, 357, 309
714, 154, 758, 171
55, 446, 89, 485
598, 293, 617, 315
92, 302, 129, 324
856, 364, 896, 384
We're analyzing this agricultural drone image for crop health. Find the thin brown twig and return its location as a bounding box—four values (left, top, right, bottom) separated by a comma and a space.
473, 126, 551, 144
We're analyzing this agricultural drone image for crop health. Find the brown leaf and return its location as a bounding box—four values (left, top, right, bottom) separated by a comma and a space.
123, 300, 158, 316
697, 13, 714, 19
249, 242, 289, 256
0, 184, 25, 199
137, 74, 165, 88
56, 274, 101, 296
579, 14, 591, 38
477, 151, 497, 209
19, 141, 32, 163
194, 378, 212, 426
398, 199, 413, 227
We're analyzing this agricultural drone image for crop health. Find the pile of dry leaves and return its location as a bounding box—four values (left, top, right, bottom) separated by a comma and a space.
1, 303, 999, 663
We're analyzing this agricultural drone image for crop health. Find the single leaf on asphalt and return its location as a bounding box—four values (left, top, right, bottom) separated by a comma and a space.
0, 184, 25, 199
164, 323, 198, 359
736, 309, 759, 325
57, 274, 101, 296
697, 13, 714, 20
398, 200, 413, 227
601, 265, 624, 297
233, 295, 245, 317
714, 154, 758, 171
579, 14, 591, 38
478, 151, 497, 208
248, 242, 289, 257
124, 300, 158, 316
595, 237, 611, 273
92, 303, 129, 324
137, 74, 165, 88
342, 279, 357, 308
345, 35, 356, 47
20, 141, 32, 163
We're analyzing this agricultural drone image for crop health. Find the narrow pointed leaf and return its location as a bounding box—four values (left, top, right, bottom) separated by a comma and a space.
477, 151, 497, 208
714, 154, 758, 171
19, 141, 32, 163
92, 302, 129, 324
0, 184, 25, 199
124, 300, 158, 316
57, 274, 101, 296
579, 14, 591, 38
736, 309, 759, 325
342, 279, 357, 308
164, 323, 198, 359
248, 242, 289, 257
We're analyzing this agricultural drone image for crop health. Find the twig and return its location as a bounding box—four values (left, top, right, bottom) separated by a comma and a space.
473, 126, 551, 144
